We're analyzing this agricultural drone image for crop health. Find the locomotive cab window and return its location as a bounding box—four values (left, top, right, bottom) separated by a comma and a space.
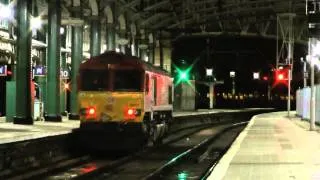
168, 85, 173, 104
113, 70, 143, 92
80, 69, 109, 91
145, 74, 149, 93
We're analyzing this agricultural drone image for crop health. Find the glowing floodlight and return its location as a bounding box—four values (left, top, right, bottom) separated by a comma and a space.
31, 16, 42, 30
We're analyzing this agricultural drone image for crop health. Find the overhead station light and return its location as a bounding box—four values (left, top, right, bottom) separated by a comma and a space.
229, 71, 235, 78
206, 68, 213, 76
31, 16, 42, 30
60, 27, 65, 34
253, 72, 260, 80
0, 4, 13, 20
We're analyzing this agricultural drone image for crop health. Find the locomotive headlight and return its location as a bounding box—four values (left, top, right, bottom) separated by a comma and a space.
87, 107, 96, 116
127, 109, 134, 116
125, 108, 141, 119
84, 106, 97, 119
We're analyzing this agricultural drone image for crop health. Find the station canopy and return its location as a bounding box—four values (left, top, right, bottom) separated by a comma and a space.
36, 0, 307, 42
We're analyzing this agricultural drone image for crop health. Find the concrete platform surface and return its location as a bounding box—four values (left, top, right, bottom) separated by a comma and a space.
0, 109, 226, 145
0, 108, 268, 145
0, 116, 79, 144
208, 111, 320, 180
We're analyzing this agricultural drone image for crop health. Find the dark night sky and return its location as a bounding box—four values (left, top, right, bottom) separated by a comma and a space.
172, 36, 308, 94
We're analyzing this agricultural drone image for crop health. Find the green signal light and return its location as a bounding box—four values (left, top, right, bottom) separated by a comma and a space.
173, 64, 193, 87
179, 71, 188, 81
177, 171, 189, 180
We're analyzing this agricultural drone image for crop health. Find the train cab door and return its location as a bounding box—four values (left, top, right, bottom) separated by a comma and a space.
151, 77, 157, 106
149, 76, 157, 121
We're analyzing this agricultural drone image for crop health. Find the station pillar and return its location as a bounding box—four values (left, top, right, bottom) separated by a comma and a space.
106, 23, 116, 51
138, 30, 147, 61
159, 31, 164, 69
125, 32, 132, 55
209, 83, 215, 109
139, 47, 147, 61
45, 0, 62, 122
134, 35, 140, 57
60, 29, 67, 115
118, 30, 127, 54
13, 0, 33, 124
69, 9, 83, 120
60, 52, 67, 115
148, 33, 155, 64
38, 49, 47, 114
90, 17, 101, 57
148, 43, 155, 64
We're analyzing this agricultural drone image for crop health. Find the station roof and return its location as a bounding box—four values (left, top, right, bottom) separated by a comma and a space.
114, 0, 307, 42
39, 0, 307, 42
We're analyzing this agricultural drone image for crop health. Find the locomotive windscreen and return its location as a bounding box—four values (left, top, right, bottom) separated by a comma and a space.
113, 70, 142, 92
80, 69, 109, 91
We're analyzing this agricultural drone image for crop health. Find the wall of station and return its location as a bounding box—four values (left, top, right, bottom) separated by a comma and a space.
296, 87, 320, 124
154, 47, 172, 73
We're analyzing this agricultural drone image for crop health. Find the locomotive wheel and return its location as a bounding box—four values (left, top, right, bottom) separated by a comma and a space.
150, 124, 163, 146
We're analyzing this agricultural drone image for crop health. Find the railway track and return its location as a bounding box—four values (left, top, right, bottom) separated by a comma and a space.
40, 122, 245, 179
7, 110, 268, 180
38, 122, 227, 179
143, 122, 246, 180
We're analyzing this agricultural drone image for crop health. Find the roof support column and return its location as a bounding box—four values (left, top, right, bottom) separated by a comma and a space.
159, 31, 164, 69
90, 17, 101, 57
140, 47, 147, 61
148, 33, 155, 64
45, 0, 62, 122
148, 44, 155, 64
125, 32, 132, 55
106, 23, 116, 51
130, 23, 137, 56
118, 31, 127, 54
38, 47, 47, 116
14, 0, 33, 124
134, 35, 140, 57
60, 29, 67, 115
69, 9, 83, 120
138, 29, 148, 61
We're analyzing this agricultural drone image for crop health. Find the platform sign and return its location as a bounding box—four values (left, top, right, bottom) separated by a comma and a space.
307, 0, 320, 14
34, 66, 46, 76
0, 20, 9, 31
0, 65, 7, 76
60, 68, 69, 79
307, 0, 320, 37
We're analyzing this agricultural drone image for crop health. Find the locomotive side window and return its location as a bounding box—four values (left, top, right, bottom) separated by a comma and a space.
168, 85, 172, 104
145, 74, 149, 93
80, 69, 108, 91
113, 70, 143, 92
152, 77, 157, 105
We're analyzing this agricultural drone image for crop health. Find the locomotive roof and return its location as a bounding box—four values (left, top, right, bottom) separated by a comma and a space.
80, 51, 171, 77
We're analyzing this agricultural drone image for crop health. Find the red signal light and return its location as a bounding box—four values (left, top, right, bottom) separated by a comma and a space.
275, 69, 288, 81
273, 68, 289, 87
277, 74, 284, 80
263, 76, 268, 81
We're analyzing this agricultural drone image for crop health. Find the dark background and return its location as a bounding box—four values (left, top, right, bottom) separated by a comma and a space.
171, 36, 308, 109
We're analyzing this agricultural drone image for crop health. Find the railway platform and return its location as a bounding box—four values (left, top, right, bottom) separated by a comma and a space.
208, 111, 320, 180
0, 108, 272, 179
0, 109, 260, 144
